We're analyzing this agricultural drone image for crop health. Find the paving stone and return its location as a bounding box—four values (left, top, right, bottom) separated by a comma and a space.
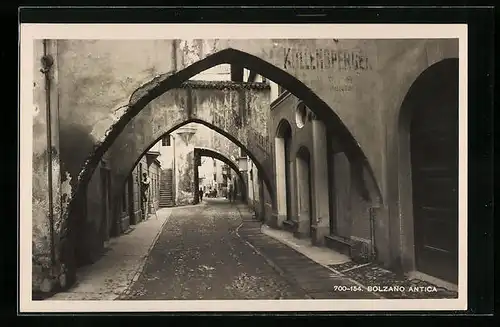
124, 199, 307, 300
239, 219, 380, 300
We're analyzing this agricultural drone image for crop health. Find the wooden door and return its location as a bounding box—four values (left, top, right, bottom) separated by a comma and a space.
411, 70, 459, 284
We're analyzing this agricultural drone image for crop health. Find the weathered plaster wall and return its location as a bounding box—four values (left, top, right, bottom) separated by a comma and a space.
32, 40, 53, 292
56, 40, 176, 192
106, 82, 271, 211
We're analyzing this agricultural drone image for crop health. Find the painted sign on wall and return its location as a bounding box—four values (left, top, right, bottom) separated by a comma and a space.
283, 47, 372, 72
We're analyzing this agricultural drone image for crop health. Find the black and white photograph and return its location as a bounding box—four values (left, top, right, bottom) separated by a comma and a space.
20, 23, 468, 312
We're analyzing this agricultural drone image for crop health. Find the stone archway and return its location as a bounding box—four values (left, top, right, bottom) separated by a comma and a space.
67, 48, 380, 224
192, 147, 248, 203
109, 117, 274, 214
57, 47, 381, 290
397, 58, 459, 284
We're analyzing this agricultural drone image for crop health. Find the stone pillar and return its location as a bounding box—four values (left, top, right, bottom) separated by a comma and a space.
294, 157, 311, 238
273, 137, 287, 228
311, 117, 330, 246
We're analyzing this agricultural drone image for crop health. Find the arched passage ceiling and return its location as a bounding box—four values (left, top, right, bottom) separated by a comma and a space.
106, 80, 273, 207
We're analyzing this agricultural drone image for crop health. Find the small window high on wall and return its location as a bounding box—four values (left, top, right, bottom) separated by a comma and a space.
162, 135, 171, 147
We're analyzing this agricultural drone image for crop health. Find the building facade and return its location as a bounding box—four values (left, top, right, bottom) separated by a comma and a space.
267, 52, 459, 286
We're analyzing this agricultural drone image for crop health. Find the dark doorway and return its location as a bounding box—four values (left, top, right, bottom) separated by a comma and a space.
127, 176, 135, 225
296, 147, 313, 237
410, 64, 459, 284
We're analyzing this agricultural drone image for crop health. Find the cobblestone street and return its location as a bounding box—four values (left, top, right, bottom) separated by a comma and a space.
121, 199, 306, 300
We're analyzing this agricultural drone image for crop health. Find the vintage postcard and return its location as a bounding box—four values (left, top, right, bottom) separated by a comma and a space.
19, 23, 468, 312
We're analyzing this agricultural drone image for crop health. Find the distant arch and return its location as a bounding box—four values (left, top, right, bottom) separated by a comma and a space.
112, 118, 273, 212
193, 146, 247, 201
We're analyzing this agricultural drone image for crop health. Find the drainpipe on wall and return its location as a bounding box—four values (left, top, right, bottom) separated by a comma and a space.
41, 39, 56, 267
369, 207, 378, 260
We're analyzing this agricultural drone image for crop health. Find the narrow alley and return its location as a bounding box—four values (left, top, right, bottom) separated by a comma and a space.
46, 198, 457, 302
121, 198, 304, 300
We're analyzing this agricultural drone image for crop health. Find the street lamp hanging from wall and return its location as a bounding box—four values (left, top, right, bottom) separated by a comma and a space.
238, 147, 248, 172
238, 156, 248, 172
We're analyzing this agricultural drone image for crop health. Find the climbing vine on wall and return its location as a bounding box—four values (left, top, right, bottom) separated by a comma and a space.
179, 151, 194, 193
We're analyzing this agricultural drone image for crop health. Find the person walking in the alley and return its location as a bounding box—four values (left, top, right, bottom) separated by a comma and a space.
228, 184, 234, 203
199, 188, 203, 202
140, 172, 151, 220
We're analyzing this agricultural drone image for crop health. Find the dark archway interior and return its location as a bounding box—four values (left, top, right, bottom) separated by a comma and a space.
399, 58, 459, 129
276, 118, 292, 139
296, 145, 311, 161
61, 48, 381, 278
